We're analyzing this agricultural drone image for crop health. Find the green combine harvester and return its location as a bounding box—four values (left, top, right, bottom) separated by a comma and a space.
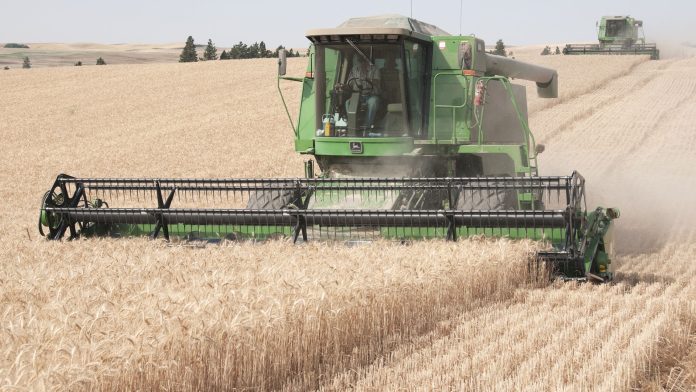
39, 15, 619, 282
564, 15, 659, 60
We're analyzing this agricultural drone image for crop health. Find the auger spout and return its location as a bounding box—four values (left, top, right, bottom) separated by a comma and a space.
485, 54, 558, 98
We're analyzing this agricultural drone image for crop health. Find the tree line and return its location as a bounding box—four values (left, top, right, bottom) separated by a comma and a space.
540, 46, 562, 56
488, 40, 562, 58
179, 36, 302, 62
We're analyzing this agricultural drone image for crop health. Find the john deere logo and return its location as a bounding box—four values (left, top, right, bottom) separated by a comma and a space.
349, 141, 363, 154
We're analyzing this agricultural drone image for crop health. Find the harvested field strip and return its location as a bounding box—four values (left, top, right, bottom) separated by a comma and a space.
0, 239, 542, 391
536, 57, 692, 162
324, 275, 695, 391
533, 59, 677, 144
521, 55, 649, 114
530, 58, 677, 145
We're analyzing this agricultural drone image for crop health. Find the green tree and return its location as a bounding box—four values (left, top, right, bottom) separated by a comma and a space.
229, 42, 248, 59
248, 42, 260, 59
22, 56, 31, 69
219, 50, 230, 60
540, 46, 551, 56
204, 39, 217, 60
179, 36, 198, 62
273, 45, 285, 58
493, 39, 507, 57
96, 57, 106, 65
258, 41, 268, 58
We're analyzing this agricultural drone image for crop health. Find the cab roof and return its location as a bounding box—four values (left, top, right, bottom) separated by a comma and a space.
306, 14, 450, 43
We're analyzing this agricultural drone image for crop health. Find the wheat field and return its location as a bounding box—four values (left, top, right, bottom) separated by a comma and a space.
1, 51, 695, 391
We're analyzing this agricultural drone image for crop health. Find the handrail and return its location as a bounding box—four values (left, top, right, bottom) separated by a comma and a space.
277, 75, 299, 136
432, 71, 469, 144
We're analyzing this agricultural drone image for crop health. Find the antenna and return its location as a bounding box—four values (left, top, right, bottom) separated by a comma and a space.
459, 0, 463, 35
410, 0, 413, 18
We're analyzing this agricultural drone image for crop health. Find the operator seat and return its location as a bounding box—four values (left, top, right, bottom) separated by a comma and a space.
380, 56, 403, 135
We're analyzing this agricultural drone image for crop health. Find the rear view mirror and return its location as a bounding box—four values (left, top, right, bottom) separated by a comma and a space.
606, 208, 620, 219
278, 49, 287, 76
535, 144, 545, 154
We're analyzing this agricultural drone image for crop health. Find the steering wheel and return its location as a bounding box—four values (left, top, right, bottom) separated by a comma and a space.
345, 77, 374, 94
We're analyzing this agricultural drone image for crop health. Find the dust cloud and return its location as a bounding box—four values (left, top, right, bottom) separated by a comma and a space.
589, 169, 696, 254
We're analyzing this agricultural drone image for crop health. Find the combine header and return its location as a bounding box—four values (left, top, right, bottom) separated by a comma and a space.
564, 16, 659, 60
39, 15, 619, 282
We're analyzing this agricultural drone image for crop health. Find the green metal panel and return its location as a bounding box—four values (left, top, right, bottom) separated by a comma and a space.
296, 46, 316, 151
432, 72, 470, 143
458, 144, 531, 174
296, 77, 317, 151
294, 138, 314, 153
323, 48, 339, 121
81, 223, 293, 240
597, 18, 608, 42
314, 137, 414, 157
431, 36, 479, 70
295, 46, 339, 153
432, 36, 462, 70
81, 223, 567, 248
428, 36, 481, 144
381, 227, 566, 244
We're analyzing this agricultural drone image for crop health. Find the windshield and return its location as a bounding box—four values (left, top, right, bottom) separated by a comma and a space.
317, 42, 414, 138
605, 20, 625, 38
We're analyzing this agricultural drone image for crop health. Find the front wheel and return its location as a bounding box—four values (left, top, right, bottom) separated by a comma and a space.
454, 185, 518, 210
246, 187, 297, 209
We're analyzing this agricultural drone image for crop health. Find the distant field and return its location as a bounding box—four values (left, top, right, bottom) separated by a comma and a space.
0, 42, 307, 68
0, 49, 695, 390
0, 42, 183, 68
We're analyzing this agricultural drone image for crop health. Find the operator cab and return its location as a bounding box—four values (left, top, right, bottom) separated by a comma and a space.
605, 19, 625, 38
307, 16, 441, 139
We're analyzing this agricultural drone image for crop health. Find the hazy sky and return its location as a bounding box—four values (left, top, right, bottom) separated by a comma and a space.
1, 0, 694, 48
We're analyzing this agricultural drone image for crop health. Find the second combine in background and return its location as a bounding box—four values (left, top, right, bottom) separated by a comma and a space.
564, 15, 659, 59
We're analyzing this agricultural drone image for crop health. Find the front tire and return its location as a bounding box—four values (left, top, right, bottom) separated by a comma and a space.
246, 187, 296, 209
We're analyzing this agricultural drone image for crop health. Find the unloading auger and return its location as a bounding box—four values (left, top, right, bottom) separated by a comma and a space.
39, 15, 619, 281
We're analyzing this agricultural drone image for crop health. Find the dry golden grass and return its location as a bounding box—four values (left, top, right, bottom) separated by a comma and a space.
0, 238, 541, 390
324, 244, 696, 391
1, 53, 696, 391
519, 55, 649, 114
